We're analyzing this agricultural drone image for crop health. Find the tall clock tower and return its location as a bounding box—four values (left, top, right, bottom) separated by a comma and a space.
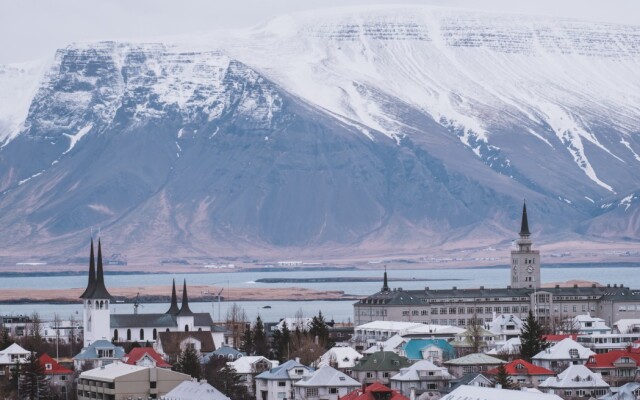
511, 202, 540, 289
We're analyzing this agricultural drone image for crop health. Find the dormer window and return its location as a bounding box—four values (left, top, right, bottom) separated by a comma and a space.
295, 369, 304, 375
45, 363, 52, 370
569, 349, 579, 358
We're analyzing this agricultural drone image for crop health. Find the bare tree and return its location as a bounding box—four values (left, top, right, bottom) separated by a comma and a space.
226, 303, 248, 348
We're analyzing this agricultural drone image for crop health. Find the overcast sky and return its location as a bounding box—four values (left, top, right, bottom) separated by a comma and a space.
1, 0, 638, 64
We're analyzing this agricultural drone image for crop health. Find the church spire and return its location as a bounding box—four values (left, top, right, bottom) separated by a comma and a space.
87, 239, 112, 299
176, 279, 194, 316
166, 279, 180, 315
80, 238, 96, 299
382, 265, 389, 292
520, 201, 530, 237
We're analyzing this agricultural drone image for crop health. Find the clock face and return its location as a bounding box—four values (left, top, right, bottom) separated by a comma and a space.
527, 266, 534, 273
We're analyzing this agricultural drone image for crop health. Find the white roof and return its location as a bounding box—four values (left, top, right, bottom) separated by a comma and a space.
539, 364, 609, 389
613, 319, 640, 334
317, 346, 362, 369
162, 380, 230, 400
532, 338, 594, 360
356, 321, 424, 332
404, 324, 465, 335
80, 362, 148, 380
444, 353, 506, 366
294, 365, 360, 388
363, 334, 406, 354
573, 314, 606, 323
442, 385, 563, 400
228, 356, 278, 374
390, 360, 453, 382
486, 314, 523, 335
0, 343, 30, 364
487, 338, 521, 355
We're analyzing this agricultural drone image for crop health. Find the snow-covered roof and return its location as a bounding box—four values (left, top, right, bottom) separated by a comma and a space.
317, 346, 362, 369
80, 362, 149, 380
276, 317, 312, 331
256, 359, 313, 380
227, 356, 277, 374
73, 340, 126, 361
356, 321, 424, 332
532, 338, 594, 361
444, 353, 506, 366
0, 343, 30, 364
599, 382, 640, 400
390, 360, 453, 382
294, 365, 360, 387
539, 364, 609, 389
487, 337, 521, 355
363, 334, 406, 354
162, 380, 230, 400
404, 324, 465, 336
613, 319, 640, 334
485, 314, 523, 335
442, 385, 563, 400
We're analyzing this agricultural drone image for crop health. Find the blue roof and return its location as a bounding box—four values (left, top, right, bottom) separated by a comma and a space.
256, 360, 314, 380
402, 339, 455, 360
73, 340, 126, 360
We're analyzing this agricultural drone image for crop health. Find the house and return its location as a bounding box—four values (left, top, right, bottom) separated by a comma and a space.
255, 359, 314, 400
443, 353, 506, 378
124, 347, 172, 368
585, 349, 640, 386
228, 355, 277, 394
614, 319, 640, 334
73, 339, 126, 370
451, 327, 497, 356
77, 362, 190, 399
362, 334, 407, 355
486, 337, 521, 360
352, 321, 424, 351
538, 364, 610, 399
575, 333, 640, 354
202, 344, 245, 364
39, 353, 73, 396
599, 382, 640, 400
317, 346, 362, 374
352, 351, 412, 386
485, 359, 554, 388
571, 314, 611, 335
441, 385, 563, 400
401, 338, 455, 363
390, 360, 454, 396
162, 380, 230, 400
0, 343, 30, 378
155, 331, 215, 363
444, 373, 493, 394
340, 382, 409, 400
293, 365, 361, 400
532, 338, 594, 372
485, 314, 523, 341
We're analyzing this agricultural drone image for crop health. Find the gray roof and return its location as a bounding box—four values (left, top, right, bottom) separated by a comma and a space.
443, 353, 506, 366
74, 340, 125, 360
110, 312, 213, 328
256, 360, 313, 380
294, 365, 360, 388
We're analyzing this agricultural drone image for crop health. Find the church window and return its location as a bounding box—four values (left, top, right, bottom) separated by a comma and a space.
113, 329, 118, 341
95, 301, 99, 308
185, 325, 189, 332
140, 329, 144, 340
99, 300, 104, 309
198, 328, 202, 331
127, 329, 131, 341
153, 329, 157, 340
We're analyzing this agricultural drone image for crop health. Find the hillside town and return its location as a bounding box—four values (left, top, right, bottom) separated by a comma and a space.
0, 205, 639, 399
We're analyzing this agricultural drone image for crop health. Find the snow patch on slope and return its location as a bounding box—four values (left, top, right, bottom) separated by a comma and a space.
63, 124, 93, 154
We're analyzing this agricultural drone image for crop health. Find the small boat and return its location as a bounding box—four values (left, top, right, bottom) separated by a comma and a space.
262, 305, 272, 309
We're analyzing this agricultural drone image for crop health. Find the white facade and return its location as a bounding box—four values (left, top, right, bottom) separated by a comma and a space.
539, 364, 610, 398
83, 298, 111, 347
571, 314, 611, 335
293, 365, 360, 400
532, 338, 595, 372
510, 204, 540, 289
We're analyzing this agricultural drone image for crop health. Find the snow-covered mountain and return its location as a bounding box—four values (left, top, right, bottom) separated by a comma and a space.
0, 6, 638, 261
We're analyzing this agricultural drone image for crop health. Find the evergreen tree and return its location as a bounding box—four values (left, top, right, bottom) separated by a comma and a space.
271, 324, 292, 362
494, 363, 516, 389
19, 352, 48, 400
205, 358, 252, 400
252, 316, 269, 357
309, 311, 331, 349
520, 310, 549, 361
176, 347, 201, 379
242, 328, 254, 355
0, 327, 11, 350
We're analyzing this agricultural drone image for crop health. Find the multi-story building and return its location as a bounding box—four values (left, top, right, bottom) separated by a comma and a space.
354, 204, 640, 327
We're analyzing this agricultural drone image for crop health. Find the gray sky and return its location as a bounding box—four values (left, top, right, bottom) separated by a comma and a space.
1, 0, 638, 64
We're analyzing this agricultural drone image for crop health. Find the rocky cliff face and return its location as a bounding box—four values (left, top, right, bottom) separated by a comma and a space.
0, 7, 638, 261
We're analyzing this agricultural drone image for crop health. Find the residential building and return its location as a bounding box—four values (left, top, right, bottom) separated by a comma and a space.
0, 343, 29, 379
532, 338, 594, 372
400, 338, 455, 363
73, 339, 126, 370
571, 314, 611, 335
354, 206, 640, 327
539, 364, 610, 399
486, 337, 521, 360
351, 321, 424, 350
351, 351, 411, 386
599, 382, 640, 400
576, 333, 640, 354
614, 319, 640, 334
317, 346, 362, 374
40, 353, 73, 396
451, 326, 497, 356
390, 360, 454, 396
1, 315, 34, 338
202, 344, 245, 364
442, 385, 563, 400
444, 373, 493, 394
124, 347, 172, 368
162, 380, 230, 400
340, 382, 409, 400
485, 359, 554, 388
443, 353, 505, 378
228, 355, 277, 395
362, 334, 406, 354
255, 359, 314, 400
293, 365, 361, 400
77, 362, 190, 400
155, 331, 216, 363
585, 349, 640, 386
485, 314, 523, 341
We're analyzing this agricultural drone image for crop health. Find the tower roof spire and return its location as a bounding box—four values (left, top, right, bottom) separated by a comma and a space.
87, 239, 112, 299
382, 265, 389, 292
176, 279, 194, 316
79, 238, 96, 299
166, 279, 180, 315
520, 201, 530, 236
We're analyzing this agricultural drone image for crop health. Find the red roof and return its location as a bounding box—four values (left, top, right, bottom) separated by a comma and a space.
486, 359, 554, 376
340, 383, 409, 400
38, 354, 72, 375
125, 347, 172, 368
585, 350, 640, 369
543, 334, 577, 342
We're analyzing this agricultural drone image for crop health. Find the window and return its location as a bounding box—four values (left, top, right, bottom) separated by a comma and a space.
45, 363, 52, 370
278, 381, 286, 387
140, 329, 144, 341
127, 329, 131, 341
306, 388, 318, 397
383, 372, 390, 378
569, 349, 579, 358
153, 329, 157, 340
329, 388, 338, 394
295, 369, 304, 375
366, 372, 373, 378
402, 311, 409, 316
